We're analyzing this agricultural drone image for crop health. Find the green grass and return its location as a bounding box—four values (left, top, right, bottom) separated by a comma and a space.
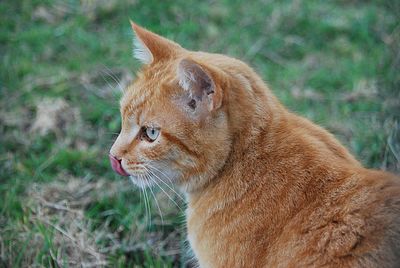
1, 0, 399, 267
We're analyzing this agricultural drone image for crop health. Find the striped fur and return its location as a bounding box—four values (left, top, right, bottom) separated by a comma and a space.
110, 22, 400, 267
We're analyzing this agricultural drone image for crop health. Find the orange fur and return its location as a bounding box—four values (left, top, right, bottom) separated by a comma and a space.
110, 22, 400, 267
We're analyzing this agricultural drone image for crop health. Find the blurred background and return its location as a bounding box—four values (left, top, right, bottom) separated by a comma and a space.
1, 0, 399, 267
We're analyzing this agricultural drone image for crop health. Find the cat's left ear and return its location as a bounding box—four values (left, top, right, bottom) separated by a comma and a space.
130, 20, 182, 65
177, 58, 223, 112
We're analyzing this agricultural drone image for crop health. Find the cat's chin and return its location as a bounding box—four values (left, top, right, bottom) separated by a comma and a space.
129, 175, 154, 189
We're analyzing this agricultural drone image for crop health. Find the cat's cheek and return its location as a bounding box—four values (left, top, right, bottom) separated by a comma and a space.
139, 139, 168, 161
155, 165, 181, 183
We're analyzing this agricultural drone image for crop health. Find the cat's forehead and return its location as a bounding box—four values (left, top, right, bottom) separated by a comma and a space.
119, 71, 181, 123
120, 85, 156, 122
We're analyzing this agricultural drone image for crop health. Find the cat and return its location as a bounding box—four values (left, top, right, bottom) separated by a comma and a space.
109, 21, 400, 267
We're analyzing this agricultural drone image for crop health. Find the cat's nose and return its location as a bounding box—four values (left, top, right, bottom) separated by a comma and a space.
109, 154, 130, 176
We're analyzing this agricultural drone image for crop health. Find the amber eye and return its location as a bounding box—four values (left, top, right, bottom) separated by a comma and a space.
144, 127, 160, 142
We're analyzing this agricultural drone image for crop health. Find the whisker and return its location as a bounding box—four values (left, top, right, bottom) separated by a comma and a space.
144, 186, 152, 227
99, 70, 118, 95
137, 180, 147, 225
104, 65, 124, 92
147, 166, 186, 202
100, 65, 124, 92
146, 169, 184, 212
145, 173, 164, 227
149, 164, 175, 186
138, 174, 152, 228
133, 178, 145, 227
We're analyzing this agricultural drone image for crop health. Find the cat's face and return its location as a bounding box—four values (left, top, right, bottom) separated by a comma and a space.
109, 22, 231, 192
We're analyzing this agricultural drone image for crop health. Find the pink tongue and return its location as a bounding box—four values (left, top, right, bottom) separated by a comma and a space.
109, 154, 130, 176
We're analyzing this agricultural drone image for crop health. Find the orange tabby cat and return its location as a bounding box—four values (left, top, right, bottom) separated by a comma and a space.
109, 21, 400, 267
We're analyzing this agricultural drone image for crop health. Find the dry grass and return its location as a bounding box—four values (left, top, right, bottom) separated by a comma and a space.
0, 175, 184, 267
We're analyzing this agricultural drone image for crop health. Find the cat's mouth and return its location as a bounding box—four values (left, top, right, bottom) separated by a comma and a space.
109, 154, 148, 179
109, 154, 130, 176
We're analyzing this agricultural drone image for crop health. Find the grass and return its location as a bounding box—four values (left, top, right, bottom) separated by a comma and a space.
1, 0, 399, 267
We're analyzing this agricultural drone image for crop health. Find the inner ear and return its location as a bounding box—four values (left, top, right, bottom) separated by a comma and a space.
178, 59, 215, 107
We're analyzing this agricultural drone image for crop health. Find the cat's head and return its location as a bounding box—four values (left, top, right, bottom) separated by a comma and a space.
109, 22, 231, 192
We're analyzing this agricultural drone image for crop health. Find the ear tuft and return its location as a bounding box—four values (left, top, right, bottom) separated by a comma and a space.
178, 63, 197, 92
130, 20, 153, 64
178, 59, 214, 99
132, 34, 153, 64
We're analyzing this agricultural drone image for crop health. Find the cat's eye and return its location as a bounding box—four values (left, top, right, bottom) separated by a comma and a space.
144, 127, 160, 142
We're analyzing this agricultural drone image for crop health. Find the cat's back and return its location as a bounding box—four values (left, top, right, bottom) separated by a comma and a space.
265, 168, 400, 268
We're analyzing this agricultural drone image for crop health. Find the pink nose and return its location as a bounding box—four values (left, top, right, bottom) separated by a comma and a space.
109, 154, 130, 176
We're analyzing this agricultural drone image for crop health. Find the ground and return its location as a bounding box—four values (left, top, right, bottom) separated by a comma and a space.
0, 0, 399, 267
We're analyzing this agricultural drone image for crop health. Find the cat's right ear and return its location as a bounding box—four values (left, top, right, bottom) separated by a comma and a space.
130, 20, 182, 65
177, 58, 223, 114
